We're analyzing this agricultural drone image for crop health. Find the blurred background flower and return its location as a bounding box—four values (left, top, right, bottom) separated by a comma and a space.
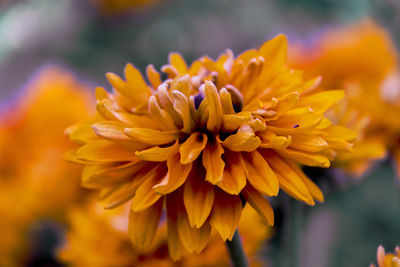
0, 66, 94, 265
58, 203, 270, 267
0, 0, 400, 266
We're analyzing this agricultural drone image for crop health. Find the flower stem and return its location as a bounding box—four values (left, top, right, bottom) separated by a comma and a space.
289, 198, 302, 267
225, 230, 249, 267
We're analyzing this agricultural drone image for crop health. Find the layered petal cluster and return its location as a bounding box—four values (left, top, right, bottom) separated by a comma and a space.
0, 67, 93, 265
59, 202, 270, 267
289, 20, 398, 176
67, 35, 354, 259
370, 245, 400, 267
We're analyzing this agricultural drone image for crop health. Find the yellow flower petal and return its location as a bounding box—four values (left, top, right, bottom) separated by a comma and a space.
100, 164, 153, 209
148, 96, 177, 130
124, 63, 150, 93
153, 154, 192, 194
124, 128, 179, 145
242, 151, 279, 196
222, 112, 251, 132
266, 153, 315, 205
169, 52, 188, 74
166, 192, 185, 261
92, 121, 131, 141
81, 160, 146, 188
76, 140, 137, 162
146, 64, 162, 89
135, 141, 179, 162
204, 81, 223, 132
177, 211, 211, 253
210, 191, 242, 241
171, 74, 192, 97
222, 126, 261, 152
242, 184, 274, 225
218, 151, 247, 195
183, 166, 214, 228
278, 148, 330, 168
95, 86, 108, 100
219, 88, 235, 114
97, 98, 155, 127
128, 198, 163, 249
286, 160, 324, 203
157, 84, 183, 127
179, 132, 208, 164
65, 121, 97, 144
300, 90, 345, 113
172, 90, 195, 133
131, 165, 166, 212
289, 134, 328, 153
202, 138, 225, 184
258, 34, 287, 85
259, 130, 292, 150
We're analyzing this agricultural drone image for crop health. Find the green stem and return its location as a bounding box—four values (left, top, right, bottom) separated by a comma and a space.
225, 230, 249, 267
289, 198, 302, 267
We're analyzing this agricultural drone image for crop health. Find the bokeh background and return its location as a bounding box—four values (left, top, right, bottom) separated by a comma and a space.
0, 0, 399, 266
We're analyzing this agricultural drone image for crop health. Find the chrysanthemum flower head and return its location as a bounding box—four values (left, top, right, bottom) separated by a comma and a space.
67, 34, 354, 259
370, 245, 400, 267
289, 20, 398, 176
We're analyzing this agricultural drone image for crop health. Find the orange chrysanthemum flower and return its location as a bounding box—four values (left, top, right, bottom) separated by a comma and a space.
0, 67, 93, 265
66, 35, 354, 259
370, 245, 400, 267
289, 20, 398, 176
59, 202, 270, 267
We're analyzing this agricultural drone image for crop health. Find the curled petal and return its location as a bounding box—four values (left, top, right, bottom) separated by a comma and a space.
204, 81, 223, 132
172, 90, 195, 133
222, 125, 261, 152
202, 139, 225, 184
222, 112, 251, 132
65, 121, 97, 144
124, 128, 179, 146
171, 75, 192, 97
136, 141, 179, 162
218, 151, 247, 195
179, 132, 208, 164
259, 131, 292, 150
148, 96, 177, 130
153, 153, 192, 194
92, 121, 131, 141
219, 88, 235, 114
